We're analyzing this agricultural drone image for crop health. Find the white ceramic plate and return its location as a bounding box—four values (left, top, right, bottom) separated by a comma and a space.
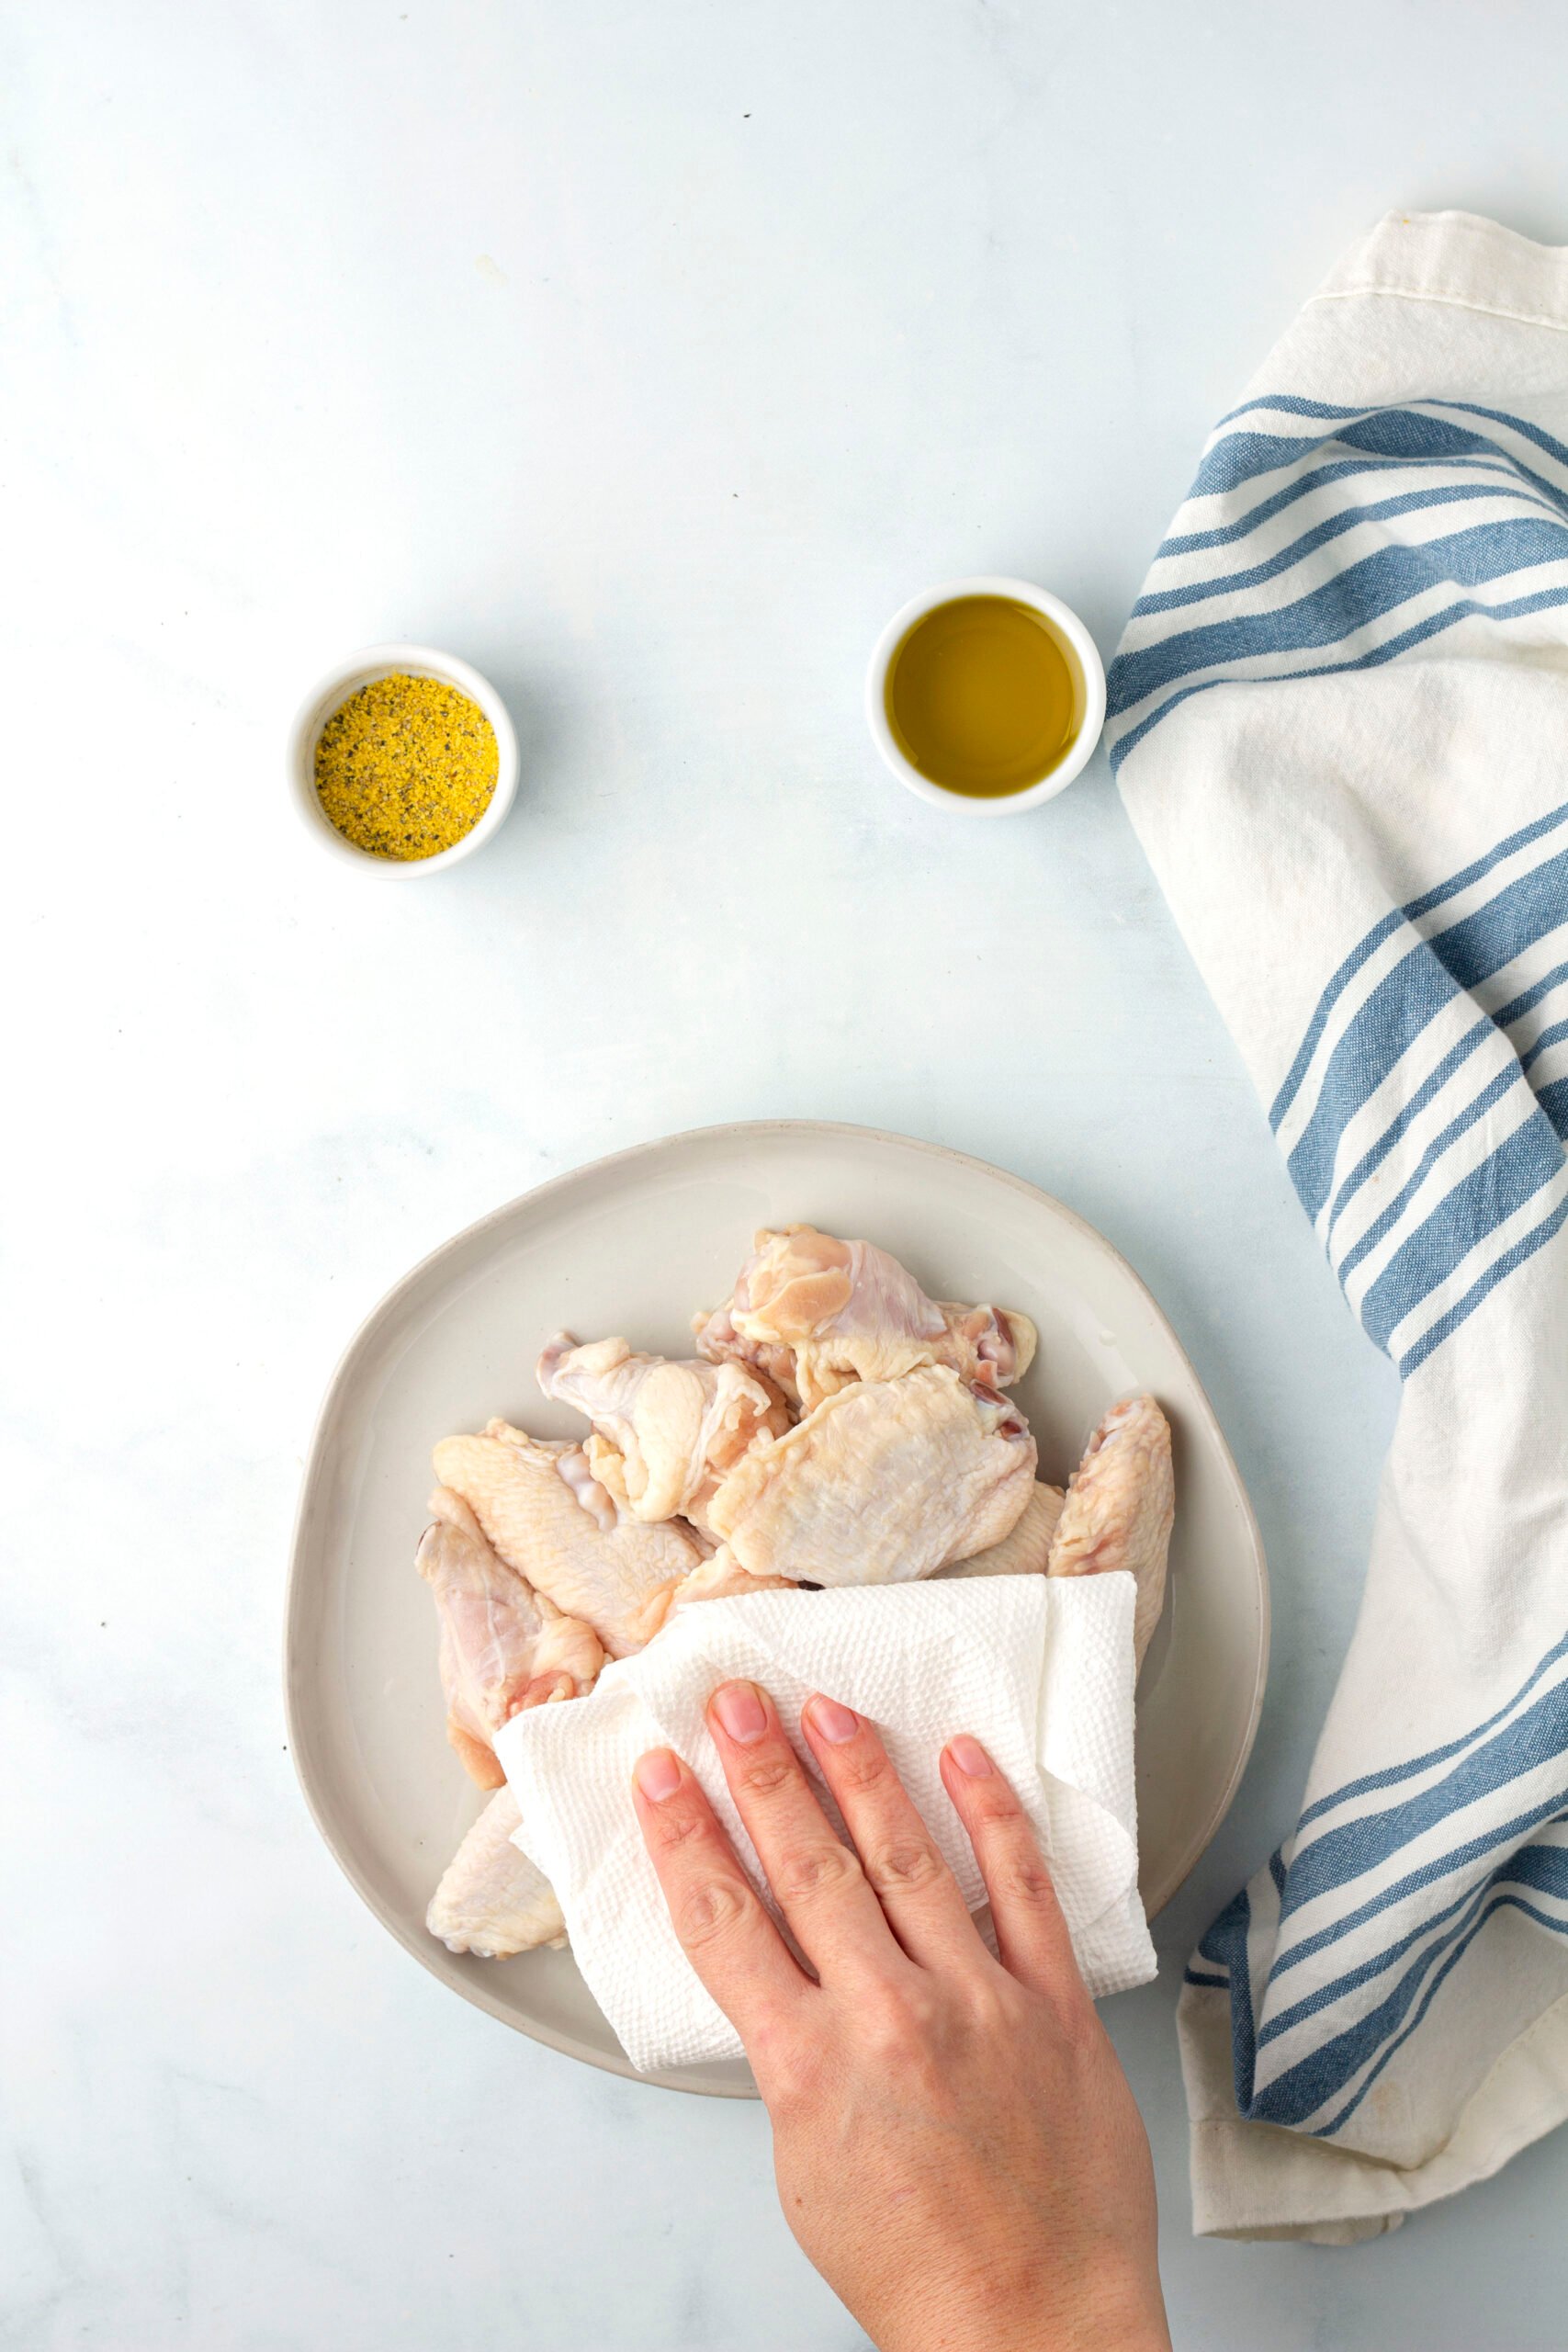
287, 1121, 1268, 2097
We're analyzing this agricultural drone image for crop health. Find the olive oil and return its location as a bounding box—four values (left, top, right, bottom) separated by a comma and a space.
885, 594, 1082, 798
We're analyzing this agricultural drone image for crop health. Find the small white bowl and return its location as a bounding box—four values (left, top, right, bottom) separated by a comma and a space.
865, 576, 1107, 815
287, 643, 520, 874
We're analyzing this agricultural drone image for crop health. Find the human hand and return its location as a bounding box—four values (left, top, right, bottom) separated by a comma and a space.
632, 1682, 1169, 2352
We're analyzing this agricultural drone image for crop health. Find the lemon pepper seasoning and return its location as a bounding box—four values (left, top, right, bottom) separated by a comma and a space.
314, 673, 499, 860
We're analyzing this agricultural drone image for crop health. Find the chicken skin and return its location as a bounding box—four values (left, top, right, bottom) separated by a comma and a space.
694, 1225, 1037, 1414
706, 1363, 1036, 1586
937, 1479, 1066, 1579
1046, 1396, 1174, 1665
665, 1547, 800, 1611
416, 1487, 604, 1787
536, 1332, 789, 1527
431, 1423, 704, 1657
426, 1786, 566, 1957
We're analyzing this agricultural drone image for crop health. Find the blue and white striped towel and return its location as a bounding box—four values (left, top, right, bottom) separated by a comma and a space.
1111, 211, 1568, 2243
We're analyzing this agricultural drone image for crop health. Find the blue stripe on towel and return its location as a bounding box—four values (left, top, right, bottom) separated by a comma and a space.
1136, 476, 1568, 613
1260, 1878, 1489, 2044
1158, 454, 1564, 560
1284, 957, 1463, 1223
1110, 518, 1568, 712
1185, 409, 1568, 526
1333, 1064, 1522, 1286
1495, 957, 1568, 1031
1272, 1781, 1568, 1984
1522, 1018, 1568, 1074
1185, 407, 1560, 498
1108, 401, 1568, 771
1441, 397, 1568, 474
1270, 804, 1568, 1136
1403, 801, 1568, 922
1258, 1846, 1568, 2052
1295, 1629, 1568, 1837
1282, 844, 1568, 1220
1358, 1109, 1564, 1353
1203, 1811, 1568, 2129
1210, 392, 1568, 467
1255, 1845, 1568, 2129
1243, 811, 1568, 1367
1195, 1887, 1258, 2115
1323, 1018, 1494, 1242
1397, 1186, 1568, 1374
1107, 580, 1568, 773
1418, 846, 1568, 984
1312, 1884, 1568, 2138
1277, 1674, 1568, 1925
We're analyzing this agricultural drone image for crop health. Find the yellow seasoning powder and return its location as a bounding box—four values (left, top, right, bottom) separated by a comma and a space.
314, 673, 499, 860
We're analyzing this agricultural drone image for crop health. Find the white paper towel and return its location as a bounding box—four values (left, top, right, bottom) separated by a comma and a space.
493, 1575, 1156, 2074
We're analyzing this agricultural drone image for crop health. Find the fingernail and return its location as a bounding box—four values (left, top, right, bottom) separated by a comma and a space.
948, 1735, 993, 1779
807, 1692, 859, 1745
635, 1748, 682, 1802
710, 1680, 769, 1744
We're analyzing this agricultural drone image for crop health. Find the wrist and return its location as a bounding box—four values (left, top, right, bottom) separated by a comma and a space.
870, 2255, 1168, 2352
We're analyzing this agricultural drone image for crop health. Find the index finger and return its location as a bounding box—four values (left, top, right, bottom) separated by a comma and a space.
632, 1746, 808, 2052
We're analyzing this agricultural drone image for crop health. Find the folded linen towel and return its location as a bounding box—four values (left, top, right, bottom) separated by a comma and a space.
1109, 209, 1568, 2242
492, 1575, 1153, 2075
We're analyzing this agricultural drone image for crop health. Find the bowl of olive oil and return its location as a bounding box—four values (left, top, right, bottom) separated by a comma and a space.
866, 577, 1106, 813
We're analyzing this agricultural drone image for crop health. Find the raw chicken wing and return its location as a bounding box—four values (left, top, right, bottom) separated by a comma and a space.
694, 1224, 1036, 1412
417, 1487, 604, 1787
536, 1332, 789, 1525
432, 1423, 703, 1657
938, 1480, 1066, 1579
706, 1363, 1035, 1586
427, 1787, 566, 1957
666, 1545, 800, 1612
1047, 1396, 1174, 1665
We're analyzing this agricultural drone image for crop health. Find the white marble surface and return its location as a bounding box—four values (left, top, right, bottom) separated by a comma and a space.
7, 3, 1568, 2345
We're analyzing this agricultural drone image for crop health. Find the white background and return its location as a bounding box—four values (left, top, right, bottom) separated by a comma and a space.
6, 2, 1566, 2345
